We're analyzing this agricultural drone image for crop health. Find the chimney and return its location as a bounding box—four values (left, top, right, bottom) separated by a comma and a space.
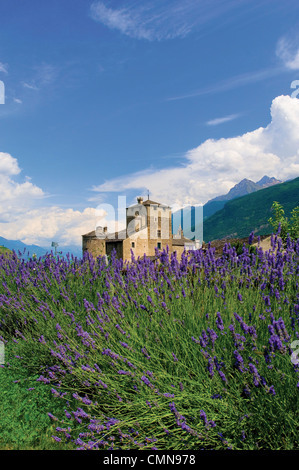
137, 196, 143, 204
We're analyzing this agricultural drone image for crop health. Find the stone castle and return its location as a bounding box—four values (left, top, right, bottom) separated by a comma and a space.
82, 196, 200, 261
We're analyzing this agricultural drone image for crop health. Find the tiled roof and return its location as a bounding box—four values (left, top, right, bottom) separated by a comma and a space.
82, 229, 127, 240
142, 199, 170, 208
82, 230, 96, 237
172, 237, 194, 246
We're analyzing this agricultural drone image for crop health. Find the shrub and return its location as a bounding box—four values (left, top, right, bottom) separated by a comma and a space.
268, 201, 299, 241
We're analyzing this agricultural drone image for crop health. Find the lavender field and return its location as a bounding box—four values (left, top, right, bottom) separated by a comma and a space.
0, 233, 299, 450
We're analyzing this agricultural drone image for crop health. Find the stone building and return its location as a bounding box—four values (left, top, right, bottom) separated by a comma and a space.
82, 196, 199, 261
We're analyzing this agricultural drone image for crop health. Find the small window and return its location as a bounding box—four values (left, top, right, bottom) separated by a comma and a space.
132, 242, 135, 248
135, 211, 139, 216
157, 230, 161, 238
157, 242, 161, 250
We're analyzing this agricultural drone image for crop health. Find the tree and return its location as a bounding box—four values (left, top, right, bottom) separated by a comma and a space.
289, 206, 299, 240
268, 201, 299, 241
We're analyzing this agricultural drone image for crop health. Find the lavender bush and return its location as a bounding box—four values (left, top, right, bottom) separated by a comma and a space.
0, 232, 298, 450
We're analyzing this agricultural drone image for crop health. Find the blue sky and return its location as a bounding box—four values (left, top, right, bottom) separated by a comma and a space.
0, 0, 299, 247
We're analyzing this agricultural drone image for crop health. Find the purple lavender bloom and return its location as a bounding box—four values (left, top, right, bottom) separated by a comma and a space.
191, 336, 201, 345
233, 349, 244, 370
141, 347, 151, 359
218, 370, 227, 383
248, 363, 261, 386
141, 375, 154, 388
199, 410, 208, 426
207, 328, 218, 346
207, 358, 214, 377
172, 352, 178, 362
216, 312, 224, 331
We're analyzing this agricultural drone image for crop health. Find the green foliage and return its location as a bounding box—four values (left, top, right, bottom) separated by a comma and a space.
204, 176, 299, 241
0, 342, 71, 450
231, 241, 257, 256
268, 201, 299, 241
289, 206, 299, 240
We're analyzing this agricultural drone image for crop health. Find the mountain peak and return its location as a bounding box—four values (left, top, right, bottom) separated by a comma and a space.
211, 178, 258, 202
203, 175, 283, 218
256, 175, 282, 187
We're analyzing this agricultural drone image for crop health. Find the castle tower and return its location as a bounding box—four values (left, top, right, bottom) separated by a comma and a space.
123, 196, 173, 259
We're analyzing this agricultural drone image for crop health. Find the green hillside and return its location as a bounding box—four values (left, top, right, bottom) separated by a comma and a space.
203, 176, 299, 242
203, 200, 227, 220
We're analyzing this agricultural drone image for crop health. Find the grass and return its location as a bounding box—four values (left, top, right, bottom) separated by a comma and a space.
0, 341, 71, 450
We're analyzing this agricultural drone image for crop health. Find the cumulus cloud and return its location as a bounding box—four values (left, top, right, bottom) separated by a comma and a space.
92, 94, 299, 206
0, 152, 105, 247
0, 152, 20, 175
0, 206, 106, 247
0, 152, 44, 220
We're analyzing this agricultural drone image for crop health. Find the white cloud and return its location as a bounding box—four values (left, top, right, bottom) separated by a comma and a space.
92, 94, 299, 206
21, 64, 58, 92
0, 206, 105, 247
22, 82, 39, 91
0, 152, 105, 247
0, 152, 20, 175
0, 62, 8, 74
0, 152, 44, 221
206, 113, 240, 126
276, 36, 299, 70
90, 0, 249, 41
90, 2, 150, 40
